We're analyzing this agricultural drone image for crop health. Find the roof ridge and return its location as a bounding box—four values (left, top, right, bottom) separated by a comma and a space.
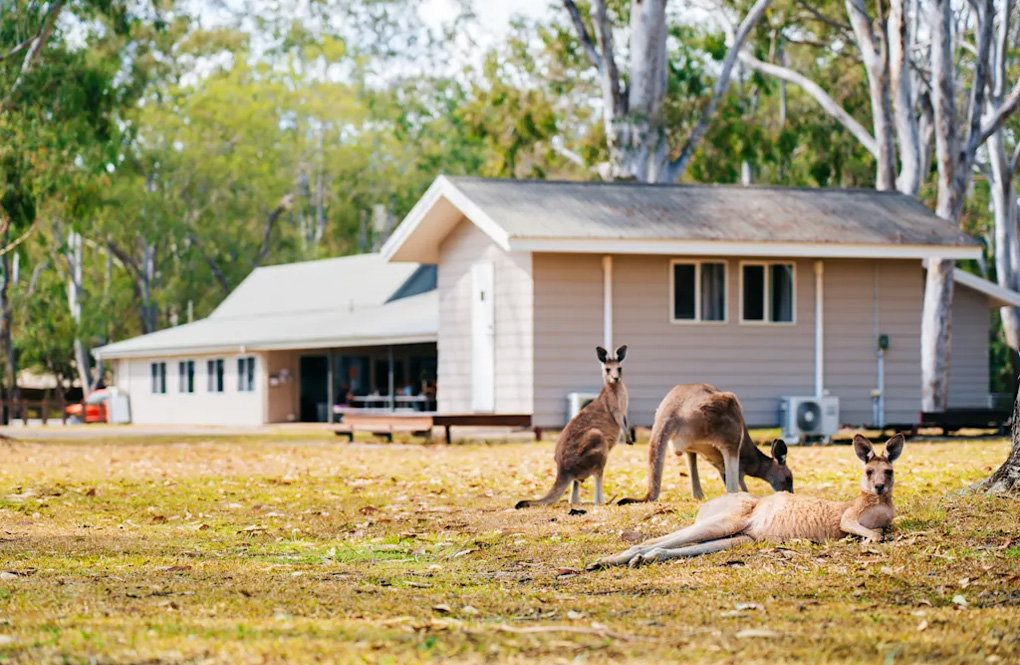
444, 176, 909, 196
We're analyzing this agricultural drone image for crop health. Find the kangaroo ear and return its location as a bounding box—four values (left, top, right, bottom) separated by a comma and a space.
596, 346, 609, 363
853, 434, 875, 463
884, 434, 904, 463
771, 439, 788, 465
614, 345, 627, 362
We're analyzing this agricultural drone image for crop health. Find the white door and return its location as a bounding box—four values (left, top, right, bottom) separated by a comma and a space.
471, 261, 496, 412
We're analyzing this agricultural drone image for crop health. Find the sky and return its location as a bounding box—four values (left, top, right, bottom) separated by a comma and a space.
422, 0, 554, 43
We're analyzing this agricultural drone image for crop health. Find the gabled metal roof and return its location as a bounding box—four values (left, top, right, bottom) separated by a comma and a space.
383, 176, 982, 262
94, 254, 437, 359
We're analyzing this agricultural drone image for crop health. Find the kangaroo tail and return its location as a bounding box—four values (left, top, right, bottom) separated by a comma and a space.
515, 473, 572, 509
618, 416, 672, 505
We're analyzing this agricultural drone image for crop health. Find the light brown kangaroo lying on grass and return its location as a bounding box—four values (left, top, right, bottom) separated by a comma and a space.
591, 433, 903, 569
618, 383, 793, 504
515, 345, 632, 509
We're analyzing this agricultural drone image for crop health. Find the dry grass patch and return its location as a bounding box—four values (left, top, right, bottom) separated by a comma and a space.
1, 435, 1018, 664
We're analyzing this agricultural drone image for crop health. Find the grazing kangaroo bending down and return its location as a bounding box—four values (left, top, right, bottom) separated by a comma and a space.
618, 384, 793, 504
592, 434, 903, 569
515, 346, 633, 509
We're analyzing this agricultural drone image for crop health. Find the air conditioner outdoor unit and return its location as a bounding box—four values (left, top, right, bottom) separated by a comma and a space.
567, 392, 600, 420
779, 396, 840, 441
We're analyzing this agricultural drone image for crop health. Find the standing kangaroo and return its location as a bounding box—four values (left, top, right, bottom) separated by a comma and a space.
515, 346, 633, 509
592, 434, 903, 568
618, 384, 793, 504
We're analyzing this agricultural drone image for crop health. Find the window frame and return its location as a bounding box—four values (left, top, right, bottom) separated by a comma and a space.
237, 356, 256, 393
150, 361, 167, 395
738, 260, 797, 326
206, 358, 225, 393
668, 259, 729, 325
178, 360, 195, 394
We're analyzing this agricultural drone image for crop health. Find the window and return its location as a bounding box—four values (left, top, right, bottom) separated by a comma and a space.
178, 360, 195, 394
206, 358, 225, 393
150, 362, 167, 394
670, 260, 727, 323
741, 262, 795, 324
237, 356, 256, 392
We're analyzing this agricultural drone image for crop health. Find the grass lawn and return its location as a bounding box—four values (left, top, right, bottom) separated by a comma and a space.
1, 433, 1019, 664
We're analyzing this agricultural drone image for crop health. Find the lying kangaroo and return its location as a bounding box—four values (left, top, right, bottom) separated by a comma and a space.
592, 433, 903, 568
515, 345, 632, 509
618, 384, 793, 504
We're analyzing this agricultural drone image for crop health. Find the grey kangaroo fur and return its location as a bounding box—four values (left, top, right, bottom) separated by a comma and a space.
619, 383, 793, 504
515, 345, 632, 509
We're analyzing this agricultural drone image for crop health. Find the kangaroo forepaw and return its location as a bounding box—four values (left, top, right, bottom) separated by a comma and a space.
691, 489, 706, 501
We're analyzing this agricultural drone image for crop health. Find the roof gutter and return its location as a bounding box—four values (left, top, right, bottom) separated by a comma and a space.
509, 238, 981, 260
94, 333, 438, 360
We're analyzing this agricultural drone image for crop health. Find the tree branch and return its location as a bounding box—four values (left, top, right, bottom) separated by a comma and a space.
978, 80, 1020, 149
964, 0, 995, 160
794, 0, 852, 32
668, 0, 774, 181
738, 51, 880, 157
592, 0, 625, 117
1, 0, 67, 110
253, 194, 293, 267
188, 234, 231, 294
562, 0, 601, 70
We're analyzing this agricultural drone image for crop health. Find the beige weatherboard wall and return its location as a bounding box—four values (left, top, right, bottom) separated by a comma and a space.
382, 176, 1003, 429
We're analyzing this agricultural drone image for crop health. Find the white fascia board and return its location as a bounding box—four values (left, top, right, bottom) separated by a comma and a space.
509, 237, 983, 260
952, 269, 1020, 307
381, 175, 511, 262
95, 334, 438, 360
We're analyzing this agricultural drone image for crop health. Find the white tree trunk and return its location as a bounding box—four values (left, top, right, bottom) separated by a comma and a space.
889, 0, 921, 195
64, 230, 92, 391
618, 0, 669, 181
845, 0, 897, 190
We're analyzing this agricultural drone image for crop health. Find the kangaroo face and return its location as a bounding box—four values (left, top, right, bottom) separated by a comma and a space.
769, 439, 794, 493
853, 434, 904, 496
596, 345, 627, 386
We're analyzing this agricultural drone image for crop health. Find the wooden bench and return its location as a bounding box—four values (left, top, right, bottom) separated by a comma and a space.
919, 409, 1011, 435
333, 414, 435, 442
334, 412, 534, 443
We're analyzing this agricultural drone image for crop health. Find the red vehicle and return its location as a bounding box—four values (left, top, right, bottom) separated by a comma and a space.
66, 389, 110, 424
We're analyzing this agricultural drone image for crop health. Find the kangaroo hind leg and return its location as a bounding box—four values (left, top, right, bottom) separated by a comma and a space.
634, 535, 754, 566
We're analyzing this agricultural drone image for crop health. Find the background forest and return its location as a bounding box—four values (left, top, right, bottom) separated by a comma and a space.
0, 0, 1017, 410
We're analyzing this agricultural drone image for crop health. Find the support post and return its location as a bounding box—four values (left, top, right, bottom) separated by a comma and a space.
326, 351, 335, 423
814, 260, 825, 397
602, 255, 613, 350
388, 345, 395, 412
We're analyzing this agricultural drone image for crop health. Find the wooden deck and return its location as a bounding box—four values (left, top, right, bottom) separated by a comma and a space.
333, 412, 534, 443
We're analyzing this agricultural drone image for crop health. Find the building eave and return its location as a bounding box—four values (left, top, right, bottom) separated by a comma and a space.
94, 333, 438, 360
509, 237, 983, 260
381, 175, 511, 263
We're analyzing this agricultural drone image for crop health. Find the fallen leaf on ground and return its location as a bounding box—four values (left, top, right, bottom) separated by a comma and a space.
952, 595, 968, 608
734, 603, 763, 611
620, 530, 644, 544
432, 604, 452, 614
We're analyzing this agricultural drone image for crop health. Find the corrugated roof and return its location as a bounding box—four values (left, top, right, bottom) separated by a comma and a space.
94, 254, 437, 359
211, 253, 419, 319
382, 176, 982, 262
445, 177, 978, 246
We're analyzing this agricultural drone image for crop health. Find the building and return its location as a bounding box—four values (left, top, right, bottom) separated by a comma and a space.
97, 177, 1018, 429
381, 176, 1017, 428
94, 254, 437, 425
